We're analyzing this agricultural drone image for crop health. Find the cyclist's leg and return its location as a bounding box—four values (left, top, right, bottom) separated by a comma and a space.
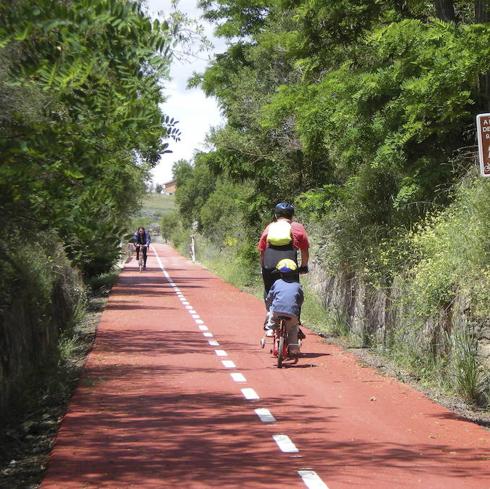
264, 310, 278, 336
285, 316, 300, 354
143, 246, 148, 267
261, 267, 276, 301
135, 245, 140, 260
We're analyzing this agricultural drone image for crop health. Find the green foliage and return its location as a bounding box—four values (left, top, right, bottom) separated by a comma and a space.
0, 234, 87, 412
161, 210, 189, 250
173, 155, 217, 227
405, 175, 490, 318
449, 325, 488, 404
199, 180, 254, 245
184, 0, 490, 405
0, 0, 179, 276
195, 0, 490, 279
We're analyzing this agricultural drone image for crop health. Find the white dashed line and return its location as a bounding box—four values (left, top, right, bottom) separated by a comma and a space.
273, 434, 299, 453
254, 408, 276, 423
241, 388, 259, 400
154, 247, 330, 489
230, 373, 246, 383
298, 471, 329, 489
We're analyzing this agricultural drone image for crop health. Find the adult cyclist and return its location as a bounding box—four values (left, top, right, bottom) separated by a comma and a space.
257, 202, 309, 299
133, 226, 151, 270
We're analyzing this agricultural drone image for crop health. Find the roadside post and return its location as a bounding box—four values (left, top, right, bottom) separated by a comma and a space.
190, 220, 198, 263
476, 113, 490, 177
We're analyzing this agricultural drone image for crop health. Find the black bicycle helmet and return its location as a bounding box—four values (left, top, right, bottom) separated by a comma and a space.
274, 202, 294, 218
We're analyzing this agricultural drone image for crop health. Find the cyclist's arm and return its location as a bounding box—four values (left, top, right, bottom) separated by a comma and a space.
265, 288, 274, 309
298, 288, 304, 307
300, 248, 309, 268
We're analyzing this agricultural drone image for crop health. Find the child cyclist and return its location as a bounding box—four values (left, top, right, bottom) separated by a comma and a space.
264, 259, 304, 355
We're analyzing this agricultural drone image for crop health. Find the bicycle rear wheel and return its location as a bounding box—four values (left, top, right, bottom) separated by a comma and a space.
277, 336, 284, 368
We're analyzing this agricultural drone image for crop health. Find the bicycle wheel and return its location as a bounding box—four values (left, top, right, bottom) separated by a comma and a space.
139, 255, 143, 272
277, 321, 286, 368
277, 335, 285, 368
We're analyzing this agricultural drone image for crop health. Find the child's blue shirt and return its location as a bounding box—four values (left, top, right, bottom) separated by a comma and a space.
266, 278, 304, 317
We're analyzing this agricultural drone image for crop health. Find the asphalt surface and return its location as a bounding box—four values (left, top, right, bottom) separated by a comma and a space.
41, 244, 490, 488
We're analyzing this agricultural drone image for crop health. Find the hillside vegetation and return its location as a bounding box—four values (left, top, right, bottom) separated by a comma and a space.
133, 193, 175, 237
166, 0, 490, 406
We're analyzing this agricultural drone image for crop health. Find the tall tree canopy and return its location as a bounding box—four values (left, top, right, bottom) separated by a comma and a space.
179, 0, 490, 276
0, 0, 179, 275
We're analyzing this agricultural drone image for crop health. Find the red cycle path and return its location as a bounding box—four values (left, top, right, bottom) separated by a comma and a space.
41, 243, 490, 489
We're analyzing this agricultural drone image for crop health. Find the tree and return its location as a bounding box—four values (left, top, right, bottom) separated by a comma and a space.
0, 0, 179, 275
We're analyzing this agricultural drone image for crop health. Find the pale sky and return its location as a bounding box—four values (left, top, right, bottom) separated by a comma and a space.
146, 0, 225, 185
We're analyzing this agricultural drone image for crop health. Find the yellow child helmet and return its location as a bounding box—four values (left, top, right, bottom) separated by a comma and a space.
276, 258, 297, 273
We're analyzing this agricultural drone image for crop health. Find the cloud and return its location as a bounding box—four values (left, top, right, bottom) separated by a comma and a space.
146, 0, 226, 184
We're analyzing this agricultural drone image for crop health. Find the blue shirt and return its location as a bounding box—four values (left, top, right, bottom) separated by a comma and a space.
266, 279, 304, 317
133, 230, 151, 246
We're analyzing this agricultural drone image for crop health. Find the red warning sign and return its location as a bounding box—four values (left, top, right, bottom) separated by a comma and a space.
477, 113, 490, 177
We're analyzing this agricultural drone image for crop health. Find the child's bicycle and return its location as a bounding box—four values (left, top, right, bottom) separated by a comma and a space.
260, 316, 301, 368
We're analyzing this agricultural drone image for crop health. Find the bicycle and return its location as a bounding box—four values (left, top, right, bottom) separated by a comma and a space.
135, 244, 147, 272
260, 316, 300, 368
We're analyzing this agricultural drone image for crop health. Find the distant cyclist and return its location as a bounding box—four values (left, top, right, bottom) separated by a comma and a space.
133, 226, 151, 270
257, 202, 309, 299
264, 259, 304, 354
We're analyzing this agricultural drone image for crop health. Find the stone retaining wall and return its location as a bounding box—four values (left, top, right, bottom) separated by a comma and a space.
309, 264, 490, 367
